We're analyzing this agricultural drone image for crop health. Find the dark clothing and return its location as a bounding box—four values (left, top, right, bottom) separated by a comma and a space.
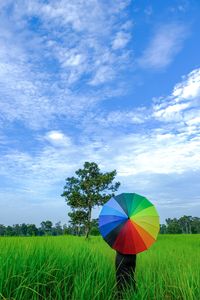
115, 251, 136, 295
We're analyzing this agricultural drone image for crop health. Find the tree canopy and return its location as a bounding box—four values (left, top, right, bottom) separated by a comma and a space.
61, 161, 120, 238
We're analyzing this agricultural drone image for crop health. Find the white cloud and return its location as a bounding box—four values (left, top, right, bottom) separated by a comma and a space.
172, 68, 200, 100
0, 0, 132, 128
45, 131, 71, 147
78, 68, 200, 179
85, 109, 148, 128
47, 131, 65, 141
153, 68, 200, 123
25, 0, 131, 87
112, 31, 130, 50
62, 53, 84, 67
1, 93, 199, 191
138, 23, 187, 69
89, 65, 114, 85
0, 136, 193, 194
0, 2, 199, 223
153, 102, 191, 121
0, 110, 200, 224
82, 69, 200, 131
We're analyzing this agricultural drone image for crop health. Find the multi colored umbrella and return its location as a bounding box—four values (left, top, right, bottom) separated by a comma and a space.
98, 193, 159, 254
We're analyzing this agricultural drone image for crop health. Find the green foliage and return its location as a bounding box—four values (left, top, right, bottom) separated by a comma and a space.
165, 218, 182, 234
61, 161, 120, 237
90, 227, 100, 236
161, 216, 200, 234
68, 210, 88, 236
27, 224, 38, 236
41, 220, 53, 235
1, 215, 200, 237
0, 221, 66, 237
90, 219, 100, 236
0, 235, 199, 300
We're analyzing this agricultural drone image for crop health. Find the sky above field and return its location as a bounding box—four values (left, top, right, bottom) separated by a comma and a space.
0, 0, 200, 226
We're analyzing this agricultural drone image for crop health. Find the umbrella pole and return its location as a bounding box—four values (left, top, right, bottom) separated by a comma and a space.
115, 251, 136, 297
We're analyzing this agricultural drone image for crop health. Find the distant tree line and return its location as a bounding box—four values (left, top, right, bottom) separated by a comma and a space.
1, 215, 200, 237
0, 219, 100, 237
160, 216, 200, 234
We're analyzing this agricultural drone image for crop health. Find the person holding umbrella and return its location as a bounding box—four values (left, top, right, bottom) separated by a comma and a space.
98, 193, 159, 296
115, 251, 137, 293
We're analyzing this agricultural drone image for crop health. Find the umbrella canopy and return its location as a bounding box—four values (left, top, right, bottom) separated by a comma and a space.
98, 193, 159, 254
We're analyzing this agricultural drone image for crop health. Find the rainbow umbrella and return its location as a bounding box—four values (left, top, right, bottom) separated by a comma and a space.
98, 193, 159, 254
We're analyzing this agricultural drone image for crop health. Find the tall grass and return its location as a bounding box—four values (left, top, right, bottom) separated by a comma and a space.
0, 235, 199, 299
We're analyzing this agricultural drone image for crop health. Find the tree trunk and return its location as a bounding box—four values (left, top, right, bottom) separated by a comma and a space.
85, 206, 92, 238
78, 225, 81, 236
180, 223, 184, 234
186, 222, 188, 234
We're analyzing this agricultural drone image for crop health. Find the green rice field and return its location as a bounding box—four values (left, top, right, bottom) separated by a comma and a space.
0, 235, 199, 300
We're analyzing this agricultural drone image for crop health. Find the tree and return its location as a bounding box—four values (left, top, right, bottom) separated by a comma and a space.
5, 226, 14, 236
21, 223, 28, 236
27, 224, 38, 236
191, 217, 200, 233
63, 223, 70, 235
160, 224, 167, 234
61, 161, 120, 238
0, 225, 6, 236
54, 221, 63, 236
40, 220, 53, 235
166, 218, 182, 233
179, 215, 192, 234
90, 219, 100, 236
13, 224, 21, 236
68, 210, 88, 236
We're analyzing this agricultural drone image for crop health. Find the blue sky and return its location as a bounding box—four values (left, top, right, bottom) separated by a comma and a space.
0, 0, 200, 226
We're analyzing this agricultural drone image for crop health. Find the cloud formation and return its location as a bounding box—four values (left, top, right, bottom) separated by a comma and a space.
0, 0, 132, 129
153, 68, 200, 126
0, 1, 199, 224
138, 23, 187, 69
0, 68, 199, 224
